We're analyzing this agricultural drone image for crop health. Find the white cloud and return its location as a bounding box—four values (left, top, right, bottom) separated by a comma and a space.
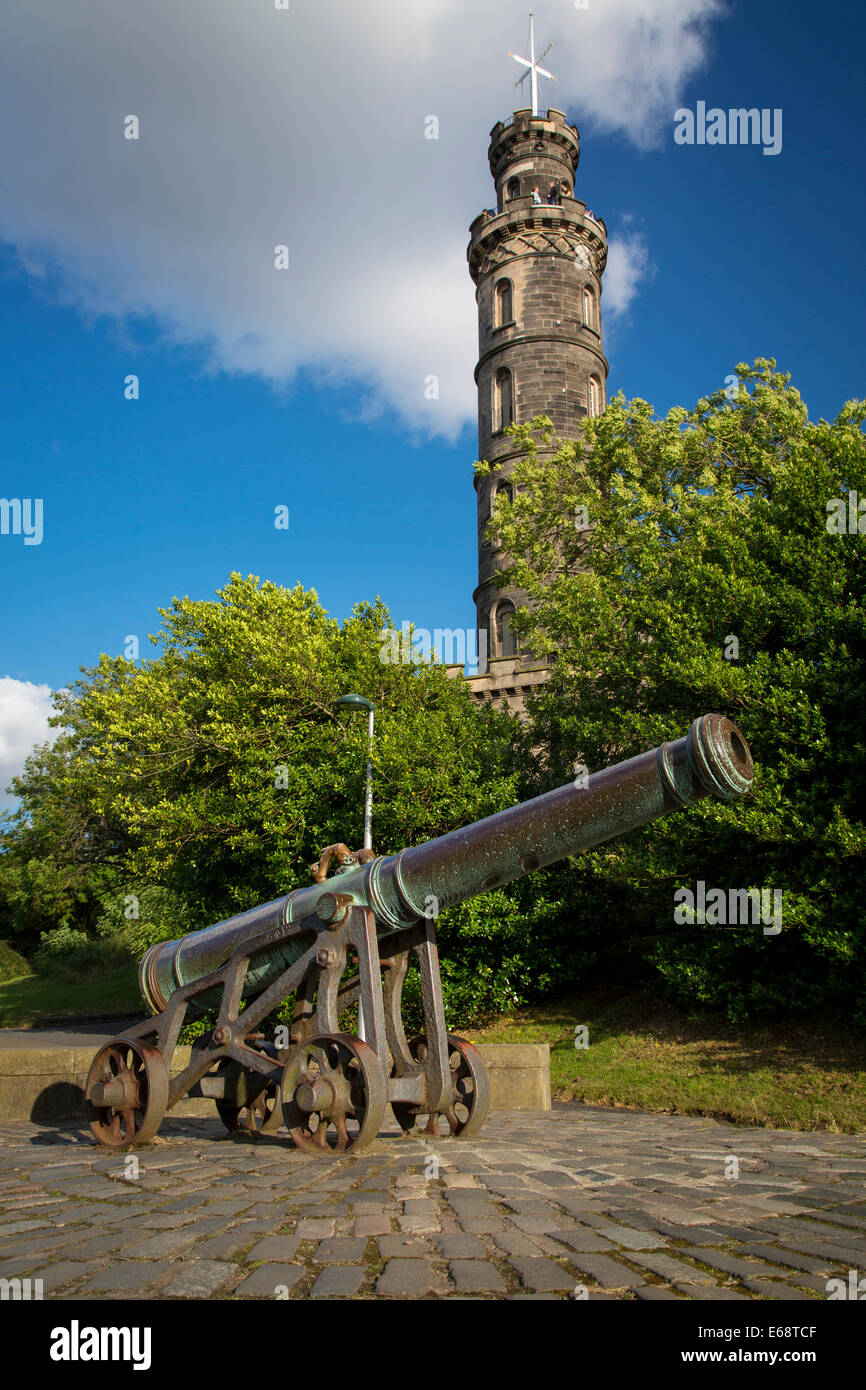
605, 231, 653, 315
0, 0, 721, 437
0, 678, 60, 806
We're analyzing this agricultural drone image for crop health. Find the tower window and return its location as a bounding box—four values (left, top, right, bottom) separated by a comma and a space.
494, 278, 513, 327
495, 602, 518, 658
493, 368, 514, 432
583, 286, 596, 332
490, 481, 514, 532
507, 177, 521, 200
588, 375, 602, 418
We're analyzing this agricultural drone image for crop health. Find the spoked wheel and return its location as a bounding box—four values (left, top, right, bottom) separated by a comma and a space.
391, 1034, 490, 1140
215, 1059, 281, 1136
281, 1033, 386, 1154
85, 1039, 169, 1148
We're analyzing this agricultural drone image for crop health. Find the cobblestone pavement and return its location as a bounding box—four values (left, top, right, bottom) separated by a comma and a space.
0, 1103, 864, 1301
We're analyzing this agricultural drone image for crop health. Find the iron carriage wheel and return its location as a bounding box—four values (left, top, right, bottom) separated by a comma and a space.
85, 1038, 169, 1148
214, 1057, 282, 1135
280, 1032, 386, 1153
190, 1038, 282, 1136
390, 1034, 490, 1139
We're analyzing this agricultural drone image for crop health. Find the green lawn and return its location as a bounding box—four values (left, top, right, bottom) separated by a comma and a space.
0, 968, 142, 1027
471, 986, 866, 1134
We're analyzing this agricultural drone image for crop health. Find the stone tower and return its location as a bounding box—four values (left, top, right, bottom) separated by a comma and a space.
465, 106, 608, 707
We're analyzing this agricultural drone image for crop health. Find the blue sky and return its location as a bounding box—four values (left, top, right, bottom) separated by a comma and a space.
0, 0, 864, 792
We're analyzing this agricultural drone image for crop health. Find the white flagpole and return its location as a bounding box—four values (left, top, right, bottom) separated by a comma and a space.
530, 12, 538, 116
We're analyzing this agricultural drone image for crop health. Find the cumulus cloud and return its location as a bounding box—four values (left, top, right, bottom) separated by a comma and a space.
0, 678, 60, 806
605, 231, 653, 315
0, 0, 720, 436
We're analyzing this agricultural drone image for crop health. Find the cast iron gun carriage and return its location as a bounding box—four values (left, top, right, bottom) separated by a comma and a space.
85, 714, 753, 1153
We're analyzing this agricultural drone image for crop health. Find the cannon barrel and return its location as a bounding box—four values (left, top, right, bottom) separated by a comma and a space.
140, 712, 753, 1014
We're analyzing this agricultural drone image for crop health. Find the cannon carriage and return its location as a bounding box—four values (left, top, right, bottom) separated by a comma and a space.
85, 714, 753, 1154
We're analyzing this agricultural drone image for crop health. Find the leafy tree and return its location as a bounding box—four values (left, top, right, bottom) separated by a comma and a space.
479, 360, 866, 1022
2, 574, 566, 1022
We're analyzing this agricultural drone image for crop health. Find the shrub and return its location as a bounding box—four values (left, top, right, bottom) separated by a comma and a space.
0, 939, 33, 983
33, 926, 132, 981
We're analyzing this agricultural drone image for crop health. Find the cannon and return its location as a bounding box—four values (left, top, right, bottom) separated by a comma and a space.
85, 713, 753, 1153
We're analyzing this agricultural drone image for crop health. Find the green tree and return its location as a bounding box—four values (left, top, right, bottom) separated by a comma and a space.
2, 574, 555, 1022
480, 360, 866, 1022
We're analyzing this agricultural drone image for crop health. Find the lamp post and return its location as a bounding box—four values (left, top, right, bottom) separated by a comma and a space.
336, 694, 375, 1041
335, 694, 375, 851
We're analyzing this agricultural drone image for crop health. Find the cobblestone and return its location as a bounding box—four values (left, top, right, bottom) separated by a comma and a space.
449, 1259, 507, 1292
162, 1260, 237, 1298
314, 1237, 367, 1263
245, 1235, 302, 1263
295, 1218, 336, 1240
0, 1103, 862, 1300
310, 1265, 366, 1298
29, 1261, 98, 1291
508, 1257, 576, 1292
377, 1233, 431, 1258
376, 1259, 434, 1296
627, 1251, 715, 1284
79, 1261, 173, 1294
354, 1214, 390, 1237
562, 1253, 644, 1289
432, 1233, 487, 1259
234, 1263, 305, 1297
741, 1279, 818, 1300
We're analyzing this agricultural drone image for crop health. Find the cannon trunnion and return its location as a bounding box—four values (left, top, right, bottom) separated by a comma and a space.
85, 714, 753, 1153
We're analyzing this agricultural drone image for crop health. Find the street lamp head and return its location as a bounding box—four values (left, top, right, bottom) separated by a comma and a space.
336, 693, 375, 712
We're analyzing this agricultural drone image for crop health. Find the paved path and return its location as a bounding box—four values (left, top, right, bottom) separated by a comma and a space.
1, 1104, 864, 1300
0, 1022, 140, 1049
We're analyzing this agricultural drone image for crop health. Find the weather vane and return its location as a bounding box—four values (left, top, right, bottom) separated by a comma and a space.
509, 11, 556, 118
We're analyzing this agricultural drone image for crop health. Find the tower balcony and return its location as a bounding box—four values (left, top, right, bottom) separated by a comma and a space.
467, 196, 607, 286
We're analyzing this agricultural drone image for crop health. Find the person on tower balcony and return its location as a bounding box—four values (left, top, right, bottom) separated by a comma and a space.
547, 182, 561, 205
532, 185, 542, 204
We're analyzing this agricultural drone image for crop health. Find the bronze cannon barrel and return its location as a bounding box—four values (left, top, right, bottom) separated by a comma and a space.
140, 713, 753, 1014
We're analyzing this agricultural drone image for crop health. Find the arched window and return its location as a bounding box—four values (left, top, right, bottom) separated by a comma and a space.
489, 480, 514, 544
506, 177, 521, 200
588, 375, 602, 418
494, 278, 513, 327
495, 602, 518, 658
583, 286, 596, 332
493, 368, 513, 432
560, 180, 571, 199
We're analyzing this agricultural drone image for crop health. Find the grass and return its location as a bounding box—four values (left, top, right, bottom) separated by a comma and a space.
470, 985, 866, 1134
0, 967, 142, 1027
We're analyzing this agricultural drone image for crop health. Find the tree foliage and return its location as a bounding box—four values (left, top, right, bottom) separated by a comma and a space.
1, 575, 544, 1022
479, 360, 866, 1022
